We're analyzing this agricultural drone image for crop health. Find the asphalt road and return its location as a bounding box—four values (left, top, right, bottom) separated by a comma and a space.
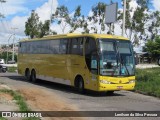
0, 72, 160, 120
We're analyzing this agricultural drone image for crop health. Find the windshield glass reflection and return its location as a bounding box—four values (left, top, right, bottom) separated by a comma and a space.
99, 39, 135, 76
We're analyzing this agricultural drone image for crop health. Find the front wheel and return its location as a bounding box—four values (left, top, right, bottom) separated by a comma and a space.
76, 77, 85, 94
158, 58, 160, 66
106, 91, 114, 95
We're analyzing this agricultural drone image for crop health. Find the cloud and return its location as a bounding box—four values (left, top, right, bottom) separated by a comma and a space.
0, 0, 29, 16
152, 0, 160, 11
0, 0, 58, 44
10, 16, 28, 35
35, 0, 58, 22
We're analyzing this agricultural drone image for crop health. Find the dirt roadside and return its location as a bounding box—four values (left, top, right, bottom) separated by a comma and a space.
0, 82, 85, 120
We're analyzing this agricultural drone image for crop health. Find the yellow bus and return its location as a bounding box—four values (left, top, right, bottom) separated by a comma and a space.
18, 34, 135, 93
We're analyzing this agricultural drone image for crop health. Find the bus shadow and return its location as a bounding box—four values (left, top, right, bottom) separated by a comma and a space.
36, 79, 125, 97
1, 73, 125, 97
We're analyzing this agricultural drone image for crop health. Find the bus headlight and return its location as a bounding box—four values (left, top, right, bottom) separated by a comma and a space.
129, 80, 135, 84
100, 80, 111, 84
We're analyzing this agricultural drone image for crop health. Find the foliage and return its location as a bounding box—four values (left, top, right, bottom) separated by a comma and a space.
25, 10, 51, 38
118, 0, 150, 46
52, 5, 71, 33
51, 0, 160, 42
25, 10, 39, 38
0, 0, 6, 3
7, 66, 17, 72
52, 2, 109, 34
52, 5, 84, 33
88, 2, 107, 33
0, 52, 17, 62
135, 68, 160, 98
147, 11, 160, 40
144, 36, 160, 58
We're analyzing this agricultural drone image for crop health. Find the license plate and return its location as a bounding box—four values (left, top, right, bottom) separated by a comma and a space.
117, 86, 123, 89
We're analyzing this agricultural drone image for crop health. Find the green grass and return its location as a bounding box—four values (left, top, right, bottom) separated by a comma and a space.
7, 67, 17, 73
0, 117, 7, 120
0, 89, 40, 120
135, 67, 160, 98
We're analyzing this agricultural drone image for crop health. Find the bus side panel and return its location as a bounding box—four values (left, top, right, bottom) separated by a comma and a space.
18, 54, 69, 82
66, 55, 98, 91
66, 55, 86, 86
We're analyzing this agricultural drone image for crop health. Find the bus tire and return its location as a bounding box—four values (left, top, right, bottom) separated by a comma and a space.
106, 91, 114, 95
75, 76, 85, 94
158, 58, 160, 66
25, 69, 31, 81
31, 70, 37, 83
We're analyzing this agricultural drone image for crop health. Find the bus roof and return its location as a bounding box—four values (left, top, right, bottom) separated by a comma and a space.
20, 33, 129, 42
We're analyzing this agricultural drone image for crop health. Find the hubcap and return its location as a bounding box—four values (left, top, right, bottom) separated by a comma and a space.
79, 81, 82, 89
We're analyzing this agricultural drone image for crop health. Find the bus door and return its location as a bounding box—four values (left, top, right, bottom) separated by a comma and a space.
84, 37, 98, 91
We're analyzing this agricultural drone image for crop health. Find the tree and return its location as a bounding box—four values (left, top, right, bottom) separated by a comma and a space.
0, 52, 17, 62
147, 11, 160, 40
118, 0, 150, 46
52, 5, 71, 33
52, 5, 84, 33
25, 10, 40, 38
69, 6, 84, 33
25, 10, 51, 38
88, 2, 107, 33
144, 36, 160, 59
38, 20, 50, 38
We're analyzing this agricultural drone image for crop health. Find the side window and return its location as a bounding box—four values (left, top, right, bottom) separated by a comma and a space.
85, 37, 97, 74
60, 39, 68, 54
70, 38, 84, 55
21, 42, 26, 53
85, 37, 96, 55
19, 43, 22, 53
50, 40, 60, 54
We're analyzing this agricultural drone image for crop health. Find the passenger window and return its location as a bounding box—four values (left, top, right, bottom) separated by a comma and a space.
60, 39, 68, 54
70, 38, 84, 55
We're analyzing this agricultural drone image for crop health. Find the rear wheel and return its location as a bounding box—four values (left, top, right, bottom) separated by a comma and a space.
31, 70, 37, 83
25, 69, 31, 81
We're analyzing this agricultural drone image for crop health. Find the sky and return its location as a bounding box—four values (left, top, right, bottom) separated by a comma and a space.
0, 0, 160, 46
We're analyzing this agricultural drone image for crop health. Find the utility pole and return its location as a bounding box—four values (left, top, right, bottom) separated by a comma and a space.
109, 0, 112, 34
7, 34, 13, 63
122, 0, 126, 36
11, 27, 18, 62
49, 0, 53, 34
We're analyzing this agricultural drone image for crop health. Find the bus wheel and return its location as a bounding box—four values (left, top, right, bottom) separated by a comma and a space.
76, 77, 85, 94
158, 58, 160, 66
25, 69, 31, 81
31, 70, 37, 83
106, 91, 114, 95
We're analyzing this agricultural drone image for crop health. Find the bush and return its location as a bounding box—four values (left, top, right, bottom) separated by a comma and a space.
7, 66, 17, 72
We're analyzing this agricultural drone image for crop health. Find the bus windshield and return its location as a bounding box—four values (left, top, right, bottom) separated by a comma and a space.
99, 39, 135, 76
